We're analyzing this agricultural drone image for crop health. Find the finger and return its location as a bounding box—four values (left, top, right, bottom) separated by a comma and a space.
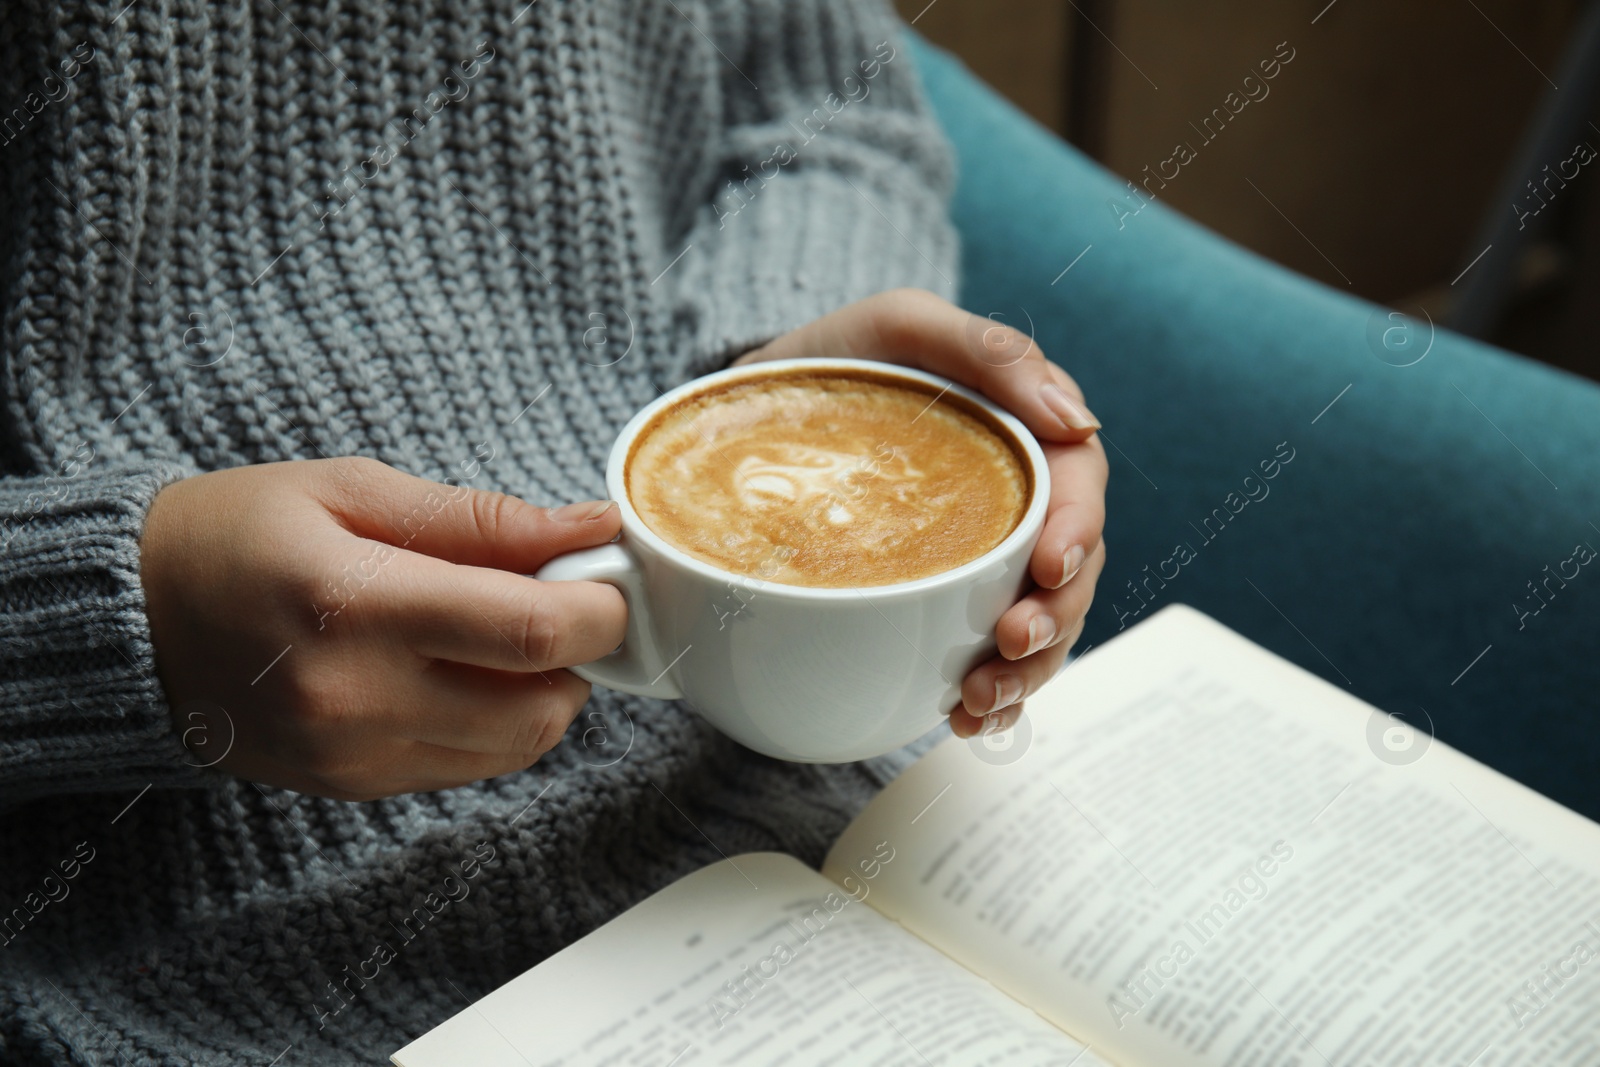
950, 701, 1025, 740
1031, 436, 1109, 591
314, 456, 622, 572
403, 661, 592, 754
745, 289, 1101, 444
362, 551, 627, 672
999, 541, 1106, 660
960, 611, 1088, 719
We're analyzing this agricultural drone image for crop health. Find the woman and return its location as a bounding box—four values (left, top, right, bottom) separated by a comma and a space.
0, 0, 1106, 1061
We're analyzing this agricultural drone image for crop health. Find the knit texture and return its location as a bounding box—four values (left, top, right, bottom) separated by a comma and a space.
0, 0, 957, 1062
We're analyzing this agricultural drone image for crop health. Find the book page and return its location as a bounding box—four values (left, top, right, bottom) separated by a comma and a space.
393, 851, 1111, 1067
825, 605, 1600, 1067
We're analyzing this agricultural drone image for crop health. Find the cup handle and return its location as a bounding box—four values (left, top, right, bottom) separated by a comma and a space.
532, 543, 683, 700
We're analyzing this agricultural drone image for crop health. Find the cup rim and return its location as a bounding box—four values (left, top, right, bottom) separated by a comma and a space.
607, 357, 1050, 600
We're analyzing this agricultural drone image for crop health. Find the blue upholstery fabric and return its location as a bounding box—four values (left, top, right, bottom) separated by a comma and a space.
912, 37, 1600, 820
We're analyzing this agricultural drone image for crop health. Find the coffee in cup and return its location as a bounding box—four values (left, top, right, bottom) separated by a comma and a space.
533, 358, 1049, 763
626, 369, 1031, 588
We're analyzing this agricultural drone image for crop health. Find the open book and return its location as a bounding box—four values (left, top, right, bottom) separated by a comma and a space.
393, 605, 1600, 1067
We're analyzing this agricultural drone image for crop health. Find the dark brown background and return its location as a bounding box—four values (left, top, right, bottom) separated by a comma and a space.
896, 0, 1600, 381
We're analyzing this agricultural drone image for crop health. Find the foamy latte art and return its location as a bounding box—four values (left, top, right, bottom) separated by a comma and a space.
626, 371, 1030, 588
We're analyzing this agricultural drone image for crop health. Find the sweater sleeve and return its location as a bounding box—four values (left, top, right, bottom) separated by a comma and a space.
658, 0, 960, 383
0, 458, 213, 809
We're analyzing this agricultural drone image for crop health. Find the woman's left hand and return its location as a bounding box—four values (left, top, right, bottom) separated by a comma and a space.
735, 288, 1108, 740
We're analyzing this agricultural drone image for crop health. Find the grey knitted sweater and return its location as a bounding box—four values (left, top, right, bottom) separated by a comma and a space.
0, 0, 957, 1061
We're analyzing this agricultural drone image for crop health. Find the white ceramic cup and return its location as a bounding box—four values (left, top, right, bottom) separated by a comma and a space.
533, 358, 1049, 763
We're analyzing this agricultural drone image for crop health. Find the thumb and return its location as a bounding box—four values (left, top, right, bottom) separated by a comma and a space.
743, 288, 1100, 445
316, 457, 621, 572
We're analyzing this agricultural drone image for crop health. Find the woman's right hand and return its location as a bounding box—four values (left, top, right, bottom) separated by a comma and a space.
138, 457, 627, 801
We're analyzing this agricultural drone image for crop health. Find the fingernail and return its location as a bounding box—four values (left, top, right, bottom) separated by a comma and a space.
990, 674, 1023, 714
1057, 543, 1085, 588
553, 499, 617, 522
1040, 383, 1101, 431
1024, 614, 1056, 657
